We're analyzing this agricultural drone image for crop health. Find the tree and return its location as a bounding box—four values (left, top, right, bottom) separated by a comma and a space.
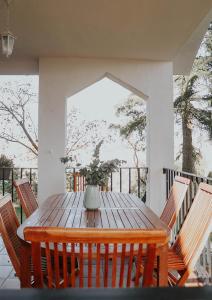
0, 82, 38, 156
174, 24, 212, 173
0, 82, 109, 163
110, 94, 146, 167
66, 108, 110, 163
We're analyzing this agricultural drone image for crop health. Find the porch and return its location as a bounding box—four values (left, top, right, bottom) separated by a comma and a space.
0, 0, 212, 294
0, 167, 211, 288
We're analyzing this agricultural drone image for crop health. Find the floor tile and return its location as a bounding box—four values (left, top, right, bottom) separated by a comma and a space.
1, 278, 20, 289
0, 248, 8, 255
0, 279, 6, 288
0, 266, 13, 279
0, 255, 12, 266
8, 270, 17, 279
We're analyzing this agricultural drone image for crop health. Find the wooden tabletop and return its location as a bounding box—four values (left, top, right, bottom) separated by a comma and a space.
17, 192, 168, 240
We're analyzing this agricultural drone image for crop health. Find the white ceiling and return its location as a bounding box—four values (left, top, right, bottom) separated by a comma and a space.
0, 0, 211, 74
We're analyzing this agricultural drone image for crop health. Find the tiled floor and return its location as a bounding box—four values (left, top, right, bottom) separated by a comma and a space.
0, 237, 20, 289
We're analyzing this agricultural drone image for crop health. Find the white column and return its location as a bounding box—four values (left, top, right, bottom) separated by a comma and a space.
38, 66, 66, 204
146, 62, 174, 215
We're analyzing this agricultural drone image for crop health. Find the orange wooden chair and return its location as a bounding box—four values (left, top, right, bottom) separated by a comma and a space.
139, 182, 211, 286
21, 227, 168, 288
160, 176, 190, 229
165, 182, 212, 286
73, 172, 85, 192
0, 194, 22, 278
14, 178, 38, 217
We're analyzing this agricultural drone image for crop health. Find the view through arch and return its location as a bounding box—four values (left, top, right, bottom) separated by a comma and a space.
66, 76, 147, 199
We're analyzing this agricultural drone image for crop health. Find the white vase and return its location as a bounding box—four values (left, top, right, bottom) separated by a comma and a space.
84, 185, 100, 210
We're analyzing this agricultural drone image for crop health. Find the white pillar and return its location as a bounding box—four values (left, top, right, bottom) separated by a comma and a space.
146, 62, 174, 215
38, 65, 66, 204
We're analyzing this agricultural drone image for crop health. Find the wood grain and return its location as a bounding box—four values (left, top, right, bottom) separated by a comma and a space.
17, 192, 168, 241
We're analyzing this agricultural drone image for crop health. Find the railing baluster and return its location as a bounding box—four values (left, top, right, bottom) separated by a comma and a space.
137, 168, 141, 198
2, 168, 5, 195
119, 168, 122, 192
11, 168, 14, 202
128, 168, 131, 194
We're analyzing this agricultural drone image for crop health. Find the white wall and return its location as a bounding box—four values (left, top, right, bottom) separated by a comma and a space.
38, 57, 174, 214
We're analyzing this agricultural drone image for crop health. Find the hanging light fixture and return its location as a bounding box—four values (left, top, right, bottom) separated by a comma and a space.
1, 0, 16, 58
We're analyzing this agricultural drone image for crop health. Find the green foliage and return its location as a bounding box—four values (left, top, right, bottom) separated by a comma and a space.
79, 140, 125, 186
0, 154, 14, 167
174, 23, 212, 172
111, 96, 146, 141
60, 156, 73, 164
110, 95, 146, 167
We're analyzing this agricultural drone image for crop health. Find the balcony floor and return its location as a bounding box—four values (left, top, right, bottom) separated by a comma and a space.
0, 235, 207, 289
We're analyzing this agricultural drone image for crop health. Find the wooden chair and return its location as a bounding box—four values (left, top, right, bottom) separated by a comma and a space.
14, 178, 38, 217
166, 182, 212, 286
137, 182, 212, 286
160, 176, 190, 229
21, 227, 168, 288
0, 194, 21, 278
73, 173, 85, 192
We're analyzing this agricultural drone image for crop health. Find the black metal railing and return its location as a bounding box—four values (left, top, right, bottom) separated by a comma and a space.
163, 168, 212, 283
0, 166, 148, 223
0, 167, 38, 223
66, 167, 148, 200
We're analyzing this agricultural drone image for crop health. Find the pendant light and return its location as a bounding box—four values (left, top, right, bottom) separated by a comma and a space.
1, 0, 16, 58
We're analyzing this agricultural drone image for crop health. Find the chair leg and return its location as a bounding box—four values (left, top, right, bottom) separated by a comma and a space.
177, 269, 190, 286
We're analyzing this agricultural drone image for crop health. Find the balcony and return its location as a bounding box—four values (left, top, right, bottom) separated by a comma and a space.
0, 166, 211, 288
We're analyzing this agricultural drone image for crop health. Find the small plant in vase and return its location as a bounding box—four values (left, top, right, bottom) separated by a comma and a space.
79, 141, 125, 209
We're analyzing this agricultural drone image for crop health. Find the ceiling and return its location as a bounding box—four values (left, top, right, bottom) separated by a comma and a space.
0, 0, 211, 74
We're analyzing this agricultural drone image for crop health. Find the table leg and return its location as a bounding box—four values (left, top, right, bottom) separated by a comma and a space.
158, 242, 168, 287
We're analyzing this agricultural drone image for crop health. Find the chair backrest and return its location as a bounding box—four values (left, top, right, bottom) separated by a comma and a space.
0, 194, 21, 277
160, 176, 190, 229
173, 182, 212, 270
14, 178, 38, 217
73, 173, 85, 192
23, 227, 168, 288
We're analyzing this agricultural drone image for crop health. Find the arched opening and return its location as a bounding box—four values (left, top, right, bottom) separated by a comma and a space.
66, 75, 148, 199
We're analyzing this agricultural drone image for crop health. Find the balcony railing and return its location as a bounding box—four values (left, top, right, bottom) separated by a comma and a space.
163, 168, 212, 284
65, 167, 148, 199
0, 167, 148, 222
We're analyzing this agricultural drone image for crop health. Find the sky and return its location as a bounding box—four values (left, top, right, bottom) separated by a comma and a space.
67, 77, 146, 166
0, 75, 211, 176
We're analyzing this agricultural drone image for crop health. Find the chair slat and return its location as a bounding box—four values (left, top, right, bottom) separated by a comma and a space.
119, 243, 126, 287
45, 242, 53, 288
71, 243, 76, 287
62, 243, 68, 288
54, 243, 60, 288
79, 243, 84, 288
135, 243, 143, 287
96, 243, 101, 287
88, 243, 92, 287
126, 243, 134, 287
104, 243, 109, 287
112, 243, 117, 287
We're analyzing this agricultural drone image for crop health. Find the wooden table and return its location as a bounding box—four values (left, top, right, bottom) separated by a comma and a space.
17, 192, 169, 287
17, 192, 168, 238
